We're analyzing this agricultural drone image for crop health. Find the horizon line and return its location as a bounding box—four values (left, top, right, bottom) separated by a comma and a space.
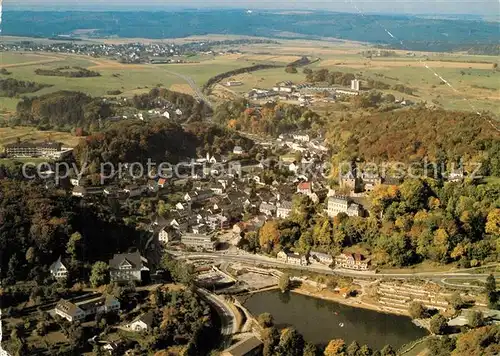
2, 7, 495, 19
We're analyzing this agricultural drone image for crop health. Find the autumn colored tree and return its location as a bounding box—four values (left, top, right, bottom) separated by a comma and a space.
324, 339, 346, 355
259, 220, 280, 252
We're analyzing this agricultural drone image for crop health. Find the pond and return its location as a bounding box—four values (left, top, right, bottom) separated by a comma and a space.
242, 290, 428, 350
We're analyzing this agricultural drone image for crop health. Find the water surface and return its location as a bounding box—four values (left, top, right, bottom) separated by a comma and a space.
243, 290, 427, 350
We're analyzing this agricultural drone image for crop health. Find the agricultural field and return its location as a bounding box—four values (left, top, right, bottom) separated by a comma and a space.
233, 40, 500, 114
0, 127, 83, 148
0, 36, 498, 115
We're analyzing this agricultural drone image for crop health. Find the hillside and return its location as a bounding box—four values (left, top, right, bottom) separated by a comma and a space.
326, 108, 500, 173
4, 10, 500, 52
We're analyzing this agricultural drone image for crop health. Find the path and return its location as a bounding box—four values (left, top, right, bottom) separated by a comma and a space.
161, 68, 214, 109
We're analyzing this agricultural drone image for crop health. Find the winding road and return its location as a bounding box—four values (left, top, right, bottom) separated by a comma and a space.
196, 287, 238, 348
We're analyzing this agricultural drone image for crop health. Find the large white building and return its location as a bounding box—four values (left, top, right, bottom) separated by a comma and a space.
181, 233, 218, 251
55, 295, 120, 323
327, 196, 361, 218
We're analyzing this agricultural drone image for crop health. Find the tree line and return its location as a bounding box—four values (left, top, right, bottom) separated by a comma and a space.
0, 78, 51, 98
34, 66, 101, 78
202, 64, 282, 93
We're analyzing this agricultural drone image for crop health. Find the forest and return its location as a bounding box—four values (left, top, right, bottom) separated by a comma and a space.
326, 108, 500, 175
214, 99, 324, 137
15, 90, 112, 131
0, 78, 51, 97
72, 119, 254, 182
0, 180, 143, 287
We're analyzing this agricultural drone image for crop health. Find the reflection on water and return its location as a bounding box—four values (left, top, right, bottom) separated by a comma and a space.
243, 290, 428, 350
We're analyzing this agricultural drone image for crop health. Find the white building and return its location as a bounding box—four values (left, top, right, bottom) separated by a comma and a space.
49, 256, 68, 280
351, 79, 361, 91
277, 251, 307, 266
276, 201, 293, 219
127, 311, 154, 332
327, 196, 361, 217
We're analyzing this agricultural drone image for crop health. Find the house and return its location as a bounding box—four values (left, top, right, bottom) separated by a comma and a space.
55, 295, 120, 323
109, 252, 149, 284
191, 224, 208, 235
259, 202, 276, 217
158, 226, 176, 245
360, 172, 382, 192
158, 178, 168, 188
292, 133, 310, 142
335, 253, 370, 270
185, 189, 214, 203
207, 215, 230, 231
147, 180, 159, 193
448, 168, 464, 182
102, 340, 123, 354
297, 181, 312, 195
221, 335, 263, 356
181, 233, 218, 251
288, 162, 299, 173
339, 170, 359, 192
55, 299, 85, 322
226, 81, 243, 87
276, 200, 293, 219
72, 186, 87, 197
211, 185, 225, 195
233, 146, 244, 155
277, 251, 307, 266
309, 251, 333, 265
123, 185, 143, 198
327, 196, 361, 218
127, 311, 155, 332
49, 256, 68, 280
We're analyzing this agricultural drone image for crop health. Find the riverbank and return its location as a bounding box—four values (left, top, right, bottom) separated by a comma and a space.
291, 283, 410, 317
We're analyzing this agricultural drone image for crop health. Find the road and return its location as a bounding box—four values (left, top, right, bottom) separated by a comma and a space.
170, 250, 498, 284
162, 68, 214, 109
196, 287, 237, 348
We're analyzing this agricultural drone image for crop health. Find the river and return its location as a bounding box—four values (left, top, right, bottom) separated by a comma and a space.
242, 290, 428, 350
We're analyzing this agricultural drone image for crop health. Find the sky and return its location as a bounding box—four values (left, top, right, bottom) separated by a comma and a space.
4, 0, 499, 16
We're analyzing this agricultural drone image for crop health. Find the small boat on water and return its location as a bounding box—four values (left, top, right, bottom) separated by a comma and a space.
339, 322, 344, 327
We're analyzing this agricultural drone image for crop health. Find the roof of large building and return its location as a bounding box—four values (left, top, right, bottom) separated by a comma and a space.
55, 299, 82, 316
4, 141, 63, 150
109, 251, 147, 270
222, 336, 263, 356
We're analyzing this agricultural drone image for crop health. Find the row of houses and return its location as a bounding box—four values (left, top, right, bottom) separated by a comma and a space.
277, 250, 370, 270
50, 251, 150, 285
